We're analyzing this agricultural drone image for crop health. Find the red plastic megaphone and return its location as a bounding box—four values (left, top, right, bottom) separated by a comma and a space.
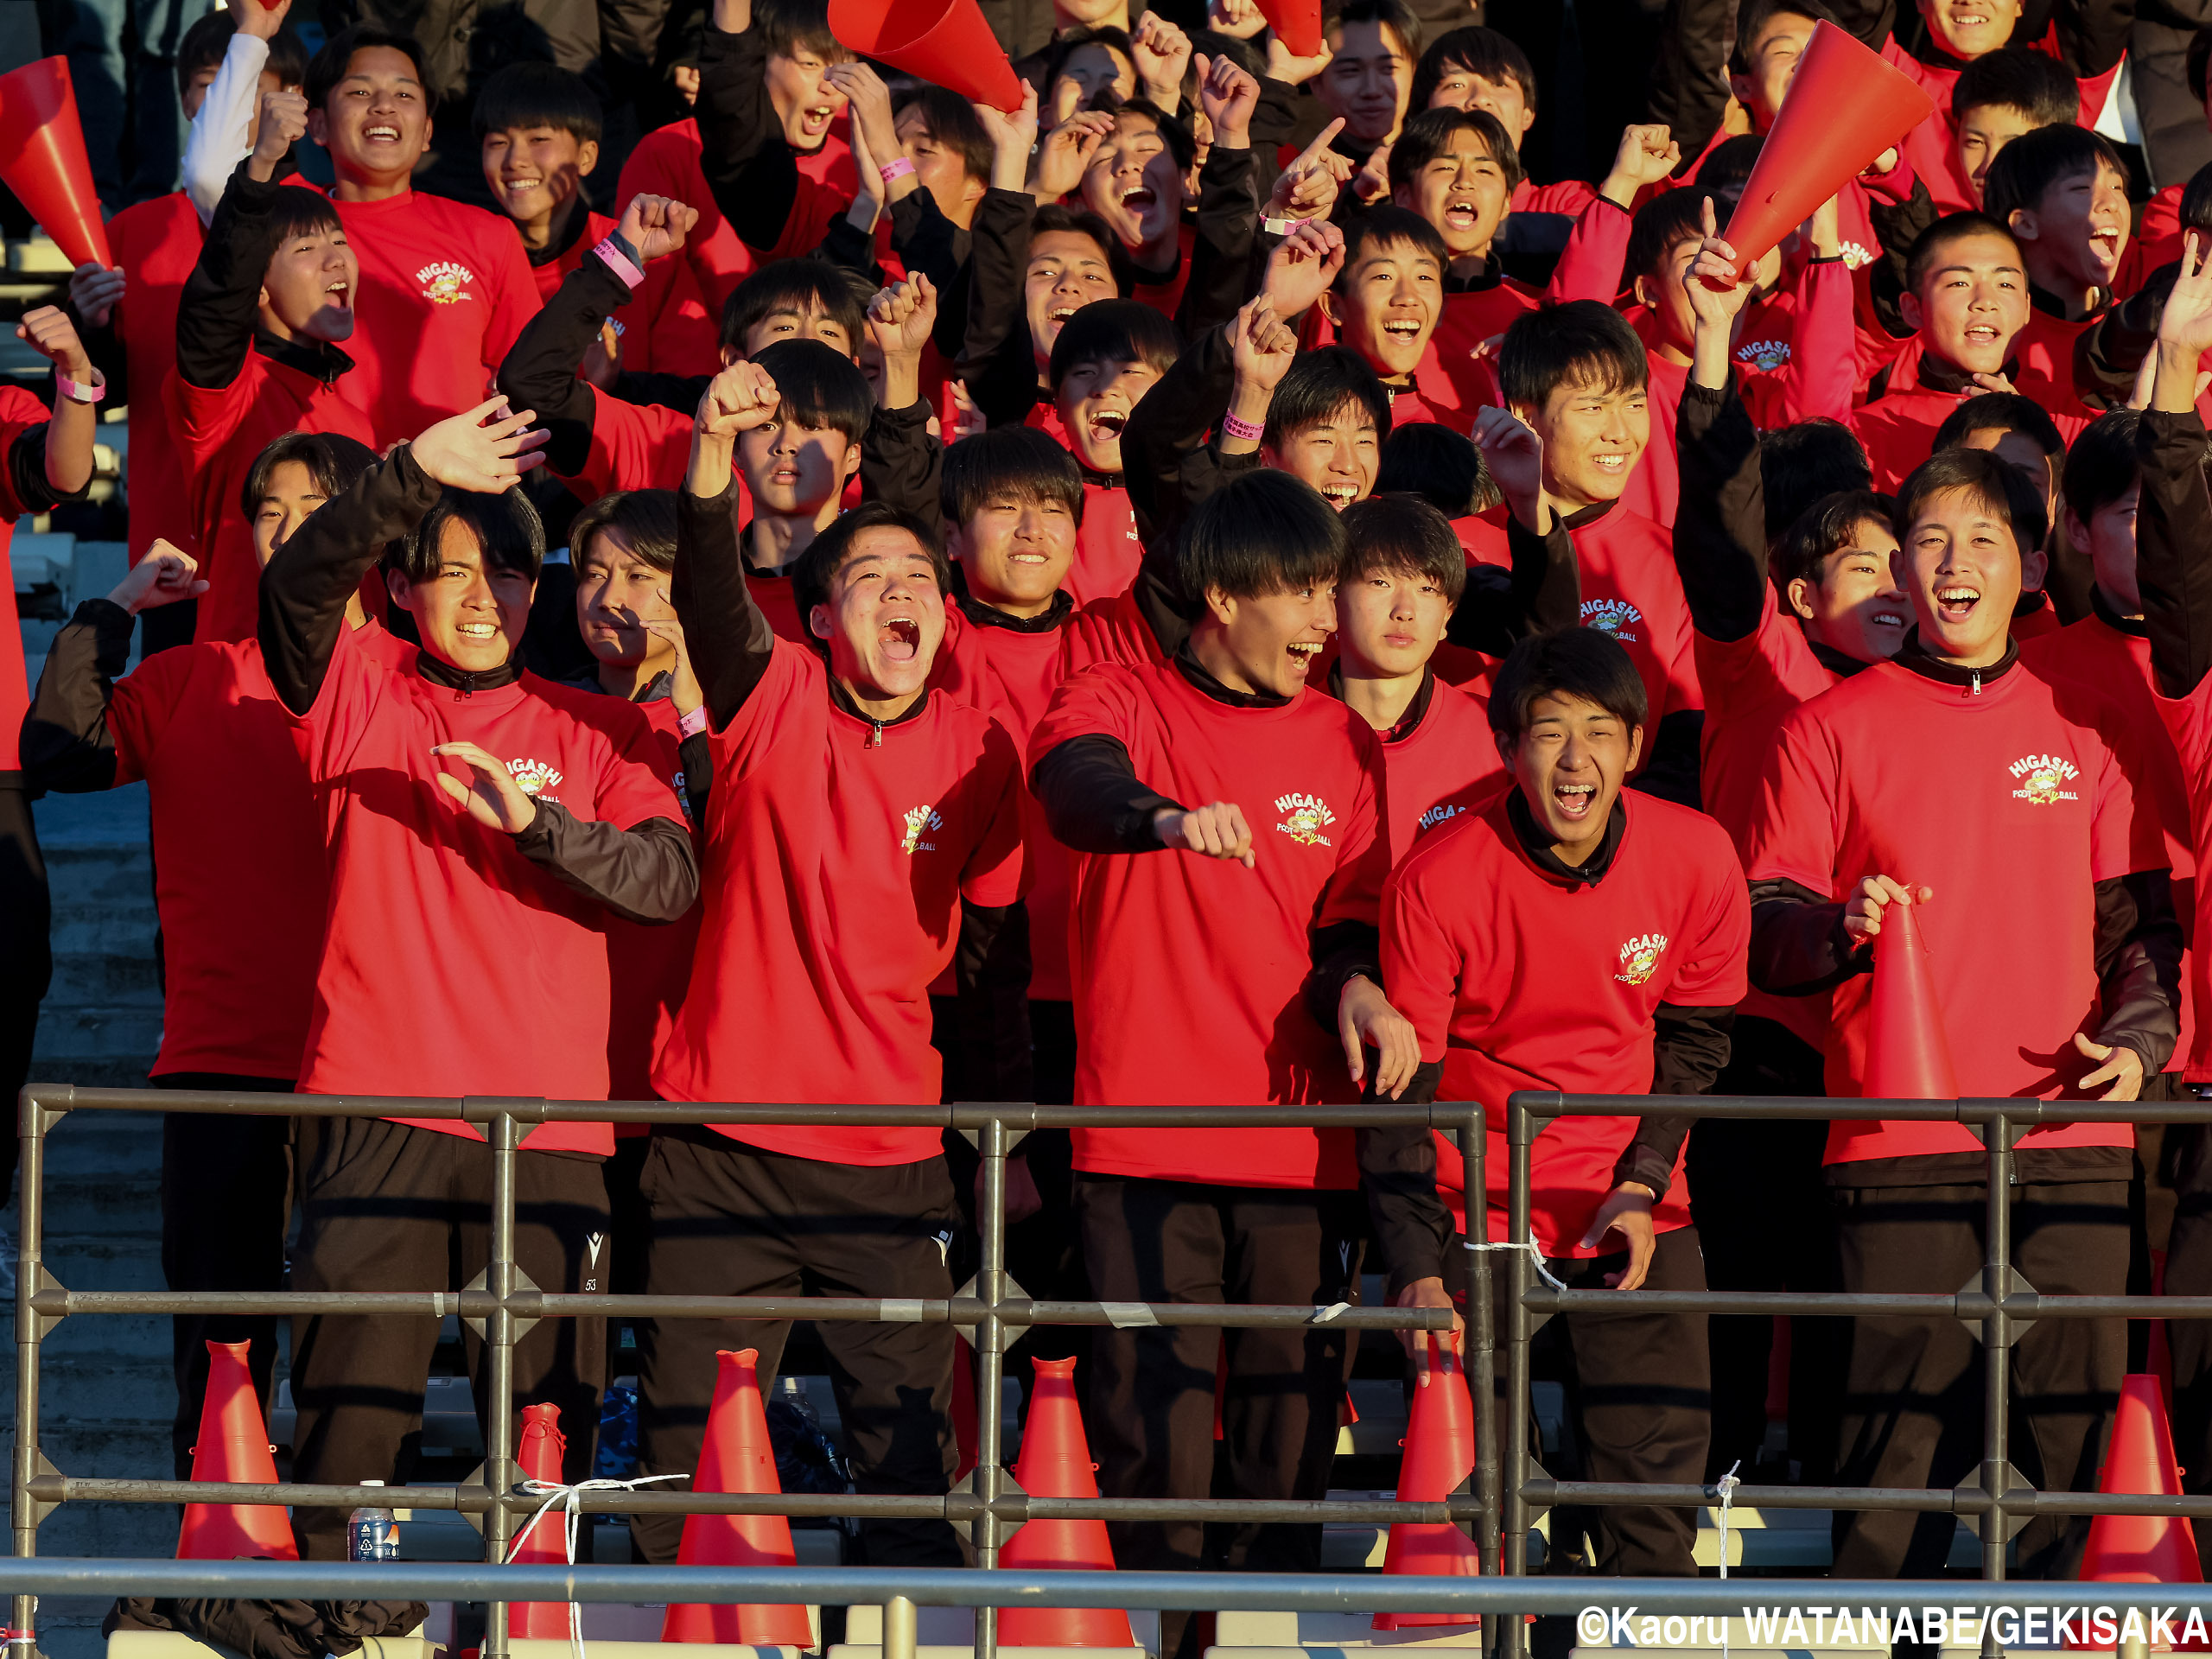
1256, 0, 1322, 58
1716, 22, 1932, 279
0, 58, 111, 269
828, 0, 1026, 112
177, 1339, 299, 1562
1861, 895, 1959, 1102
2069, 1376, 2210, 1649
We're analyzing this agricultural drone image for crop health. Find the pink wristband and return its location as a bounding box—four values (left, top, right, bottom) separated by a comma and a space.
677, 705, 709, 739
593, 236, 645, 290
55, 372, 103, 405
1221, 410, 1263, 442
880, 156, 917, 186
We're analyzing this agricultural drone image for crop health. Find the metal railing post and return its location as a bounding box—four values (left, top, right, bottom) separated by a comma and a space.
12, 1087, 48, 1643
482, 1108, 520, 1659
973, 1112, 1009, 1659
1980, 1109, 2014, 1656
1459, 1105, 1497, 1580
887, 1592, 919, 1659
1502, 1096, 1537, 1659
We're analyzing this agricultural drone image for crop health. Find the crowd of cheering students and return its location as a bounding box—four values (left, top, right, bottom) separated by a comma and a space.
5, 0, 2212, 1611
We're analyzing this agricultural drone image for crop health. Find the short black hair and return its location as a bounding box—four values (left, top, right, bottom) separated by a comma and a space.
1409, 27, 1535, 123
1694, 135, 1762, 197
2062, 408, 2141, 524
1488, 626, 1647, 742
1043, 24, 1135, 87
240, 430, 378, 521
1029, 202, 1135, 296
1498, 299, 1648, 410
1327, 0, 1422, 62
791, 501, 949, 631
1102, 96, 1196, 172
264, 188, 346, 249
1727, 0, 1836, 77
1263, 345, 1393, 451
942, 426, 1086, 530
1950, 47, 2078, 128
1761, 418, 1872, 543
1982, 123, 2126, 224
893, 84, 993, 187
1896, 445, 2050, 557
2183, 159, 2212, 235
1177, 469, 1345, 602
1932, 391, 2065, 459
1387, 106, 1525, 198
755, 0, 847, 60
1625, 188, 1714, 289
308, 26, 436, 114
474, 60, 603, 144
1376, 422, 1498, 516
1904, 211, 2020, 293
388, 488, 546, 583
1338, 493, 1468, 603
1335, 205, 1450, 302
181, 10, 310, 95
749, 338, 875, 442
1772, 488, 1897, 591
1048, 297, 1182, 391
570, 489, 679, 575
721, 257, 870, 354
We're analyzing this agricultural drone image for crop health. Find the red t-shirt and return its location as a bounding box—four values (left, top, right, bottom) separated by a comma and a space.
326, 187, 542, 439
107, 191, 207, 565
109, 637, 327, 1078
0, 387, 50, 772
1382, 787, 1749, 1253
1063, 584, 1167, 676
1027, 660, 1389, 1187
1852, 340, 2091, 491
1367, 674, 1507, 869
1432, 280, 1537, 416
654, 640, 1026, 1158
603, 692, 702, 1103
289, 626, 683, 1149
1883, 29, 2123, 215
1071, 480, 1141, 607
1560, 500, 1703, 721
1743, 657, 2162, 1160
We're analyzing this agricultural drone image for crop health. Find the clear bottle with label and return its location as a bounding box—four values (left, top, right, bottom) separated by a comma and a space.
347, 1478, 400, 1561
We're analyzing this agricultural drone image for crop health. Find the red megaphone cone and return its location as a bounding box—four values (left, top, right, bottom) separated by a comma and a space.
1375, 1337, 1480, 1631
2070, 1376, 2209, 1648
0, 59, 111, 269
1861, 896, 1959, 1101
663, 1351, 816, 1647
827, 0, 1025, 112
177, 1339, 298, 1560
1255, 0, 1322, 57
998, 1357, 1136, 1647
1716, 22, 1932, 279
509, 1402, 574, 1638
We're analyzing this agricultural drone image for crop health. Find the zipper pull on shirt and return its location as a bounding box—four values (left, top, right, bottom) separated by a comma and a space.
868, 720, 885, 748
1967, 668, 1981, 697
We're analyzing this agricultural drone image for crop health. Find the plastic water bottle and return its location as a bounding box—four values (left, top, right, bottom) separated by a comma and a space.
347, 1479, 400, 1561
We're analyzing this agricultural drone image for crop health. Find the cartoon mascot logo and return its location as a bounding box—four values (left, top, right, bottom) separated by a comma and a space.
901, 804, 944, 855
505, 758, 563, 801
2007, 752, 2081, 804
416, 261, 477, 304
1274, 791, 1337, 847
1615, 932, 1669, 986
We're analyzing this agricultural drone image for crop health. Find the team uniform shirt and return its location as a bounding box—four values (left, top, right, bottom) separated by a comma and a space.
1363, 672, 1508, 868
1852, 338, 2091, 491
0, 389, 53, 770
1062, 585, 1167, 676
602, 690, 702, 1103
1128, 223, 1196, 323
1072, 480, 1141, 607
289, 624, 681, 1149
1382, 787, 1751, 1252
1027, 660, 1389, 1187
106, 192, 208, 565
1744, 656, 2162, 1161
326, 187, 542, 438
109, 637, 328, 1078
1883, 30, 2123, 214
655, 640, 1025, 1158
1558, 500, 1704, 722
1381, 348, 1470, 433
1433, 276, 1536, 413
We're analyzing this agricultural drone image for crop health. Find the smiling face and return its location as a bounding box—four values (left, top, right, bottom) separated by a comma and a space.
1900, 229, 2027, 373
1329, 236, 1443, 378
737, 414, 863, 521
1955, 101, 2037, 206
1729, 9, 1818, 129
2008, 158, 2130, 296
1263, 398, 1382, 509
1503, 690, 1642, 860
1897, 483, 2044, 664
1337, 560, 1452, 679
2069, 479, 2142, 615
808, 524, 948, 700
1203, 577, 1338, 697
1057, 355, 1161, 472
765, 43, 846, 150
480, 124, 596, 232
1319, 17, 1414, 145
1082, 112, 1183, 251
251, 460, 331, 568
1427, 65, 1533, 144
1395, 129, 1511, 264
894, 105, 986, 230
1919, 0, 2024, 60
575, 528, 677, 669
390, 518, 534, 674
1517, 373, 1650, 508
1785, 516, 1911, 664
1025, 230, 1117, 367
310, 46, 431, 186
953, 490, 1077, 615
259, 223, 358, 342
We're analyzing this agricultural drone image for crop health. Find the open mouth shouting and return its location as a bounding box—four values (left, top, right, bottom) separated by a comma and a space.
1085, 407, 1128, 446
1285, 639, 1325, 677
1442, 195, 1483, 235
2088, 226, 2122, 269
1961, 321, 2003, 353
1935, 583, 1981, 624
1319, 480, 1360, 509
1121, 185, 1157, 214
325, 279, 352, 304
880, 616, 922, 664
798, 100, 837, 140
1551, 779, 1597, 822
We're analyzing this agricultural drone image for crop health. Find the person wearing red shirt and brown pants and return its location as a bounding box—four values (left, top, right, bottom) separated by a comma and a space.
1027, 468, 1454, 1659
257, 409, 699, 1559
1382, 625, 1751, 1577
639, 362, 1031, 1571
1743, 444, 2181, 1581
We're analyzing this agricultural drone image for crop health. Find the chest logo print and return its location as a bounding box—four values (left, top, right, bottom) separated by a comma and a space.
1735, 338, 1789, 372
1840, 240, 1875, 270
505, 758, 564, 802
1615, 932, 1669, 986
1417, 802, 1465, 835
2008, 752, 2081, 804
1274, 792, 1337, 847
416, 261, 477, 303
1582, 598, 1643, 644
901, 804, 944, 855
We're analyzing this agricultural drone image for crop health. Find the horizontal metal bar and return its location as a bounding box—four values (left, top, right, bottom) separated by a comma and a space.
1521, 1090, 2212, 1126
1520, 1478, 2212, 1518
1523, 1289, 2212, 1319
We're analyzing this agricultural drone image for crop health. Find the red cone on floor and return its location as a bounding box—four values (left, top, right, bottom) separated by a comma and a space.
1375, 1336, 1480, 1631
1256, 0, 1322, 57
2071, 1376, 2209, 1648
0, 59, 112, 269
998, 1356, 1136, 1647
663, 1351, 816, 1647
1860, 894, 1959, 1101
509, 1402, 574, 1638
177, 1339, 299, 1560
1715, 22, 1932, 279
827, 0, 1024, 111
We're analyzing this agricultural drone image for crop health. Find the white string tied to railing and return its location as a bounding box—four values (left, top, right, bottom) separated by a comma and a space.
1462, 1231, 1571, 1292
504, 1471, 690, 1659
